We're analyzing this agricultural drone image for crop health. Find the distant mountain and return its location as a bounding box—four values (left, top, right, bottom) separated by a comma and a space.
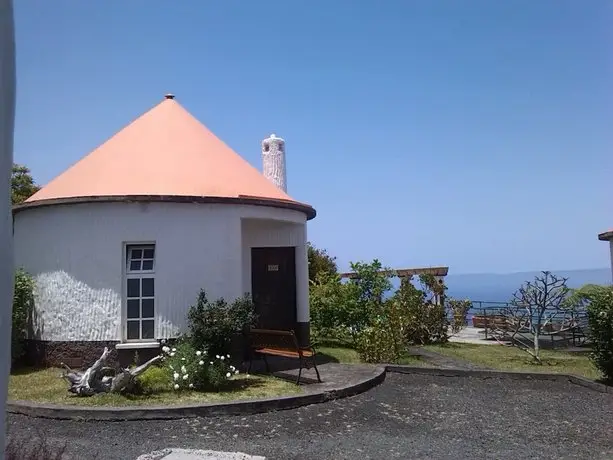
444, 268, 612, 303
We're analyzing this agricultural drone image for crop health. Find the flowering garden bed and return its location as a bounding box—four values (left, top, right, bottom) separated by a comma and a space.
9, 366, 300, 407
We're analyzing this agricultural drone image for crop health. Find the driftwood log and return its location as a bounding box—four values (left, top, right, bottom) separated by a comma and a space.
60, 347, 162, 396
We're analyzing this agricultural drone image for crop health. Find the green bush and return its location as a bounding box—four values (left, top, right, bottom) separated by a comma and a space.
160, 339, 237, 390
309, 272, 356, 343
187, 290, 257, 357
355, 299, 408, 363
12, 269, 35, 365
136, 365, 171, 394
392, 275, 448, 345
586, 286, 613, 382
309, 259, 393, 345
447, 298, 472, 334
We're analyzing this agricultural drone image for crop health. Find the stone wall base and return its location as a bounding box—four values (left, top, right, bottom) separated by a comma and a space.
23, 340, 161, 369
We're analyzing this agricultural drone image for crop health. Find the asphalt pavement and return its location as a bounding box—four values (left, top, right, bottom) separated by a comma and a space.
7, 372, 613, 460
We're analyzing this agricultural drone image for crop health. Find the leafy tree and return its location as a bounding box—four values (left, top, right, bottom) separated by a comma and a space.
307, 242, 337, 283
391, 275, 449, 345
11, 163, 40, 205
586, 286, 613, 382
564, 283, 608, 310
309, 259, 392, 343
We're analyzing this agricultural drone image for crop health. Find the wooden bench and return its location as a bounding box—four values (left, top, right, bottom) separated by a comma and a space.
246, 329, 322, 385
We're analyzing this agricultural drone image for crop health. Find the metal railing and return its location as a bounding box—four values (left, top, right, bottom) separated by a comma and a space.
467, 300, 590, 348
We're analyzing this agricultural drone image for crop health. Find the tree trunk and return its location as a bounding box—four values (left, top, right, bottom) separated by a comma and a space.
61, 347, 163, 396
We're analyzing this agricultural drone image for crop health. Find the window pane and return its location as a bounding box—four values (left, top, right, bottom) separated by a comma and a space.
142, 278, 155, 297
130, 249, 142, 260
141, 299, 154, 318
142, 320, 154, 339
127, 321, 140, 340
129, 260, 141, 271
127, 299, 140, 318
127, 278, 140, 298
143, 248, 154, 259
142, 260, 154, 271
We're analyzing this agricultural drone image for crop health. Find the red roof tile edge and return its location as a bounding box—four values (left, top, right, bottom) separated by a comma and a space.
13, 195, 317, 220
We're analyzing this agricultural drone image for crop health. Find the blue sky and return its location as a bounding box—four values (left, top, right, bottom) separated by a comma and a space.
12, 0, 613, 275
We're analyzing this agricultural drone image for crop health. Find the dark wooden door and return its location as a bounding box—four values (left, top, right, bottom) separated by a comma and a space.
251, 247, 297, 331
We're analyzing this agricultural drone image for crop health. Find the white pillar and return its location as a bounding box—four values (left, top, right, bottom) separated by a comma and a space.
295, 242, 309, 324
0, 0, 16, 452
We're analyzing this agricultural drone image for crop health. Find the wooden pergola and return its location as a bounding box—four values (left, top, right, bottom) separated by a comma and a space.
339, 266, 449, 305
339, 266, 449, 279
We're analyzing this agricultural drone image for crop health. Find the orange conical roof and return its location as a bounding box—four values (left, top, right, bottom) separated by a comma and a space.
24, 95, 314, 218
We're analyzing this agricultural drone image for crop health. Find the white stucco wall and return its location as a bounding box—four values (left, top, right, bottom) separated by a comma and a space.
14, 201, 308, 342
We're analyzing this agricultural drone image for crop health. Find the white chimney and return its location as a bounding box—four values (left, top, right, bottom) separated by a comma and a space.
261, 133, 287, 192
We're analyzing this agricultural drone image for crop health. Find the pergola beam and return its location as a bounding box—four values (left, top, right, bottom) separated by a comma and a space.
339, 266, 449, 279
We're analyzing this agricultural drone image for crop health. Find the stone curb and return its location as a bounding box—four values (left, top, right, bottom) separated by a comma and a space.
7, 366, 386, 421
385, 365, 613, 394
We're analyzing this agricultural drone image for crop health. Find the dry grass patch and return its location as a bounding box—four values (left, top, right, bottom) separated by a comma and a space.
9, 367, 301, 407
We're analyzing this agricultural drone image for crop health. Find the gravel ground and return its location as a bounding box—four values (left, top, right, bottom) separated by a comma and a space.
7, 373, 613, 460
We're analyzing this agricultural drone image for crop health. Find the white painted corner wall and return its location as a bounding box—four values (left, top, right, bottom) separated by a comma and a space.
13, 202, 308, 342
0, 0, 16, 453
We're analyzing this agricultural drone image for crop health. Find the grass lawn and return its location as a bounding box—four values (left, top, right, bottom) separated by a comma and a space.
397, 353, 426, 366
9, 368, 301, 407
315, 338, 425, 366
317, 346, 362, 364
424, 343, 601, 381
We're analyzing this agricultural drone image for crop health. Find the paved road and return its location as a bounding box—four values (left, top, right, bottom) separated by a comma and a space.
7, 373, 613, 459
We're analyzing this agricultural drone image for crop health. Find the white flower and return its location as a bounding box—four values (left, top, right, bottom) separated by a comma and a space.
226, 372, 231, 378
227, 354, 230, 358
169, 364, 174, 370
220, 356, 225, 361
172, 348, 177, 352
196, 351, 202, 356
230, 366, 235, 371
173, 372, 179, 381
188, 383, 194, 389
183, 374, 189, 380
170, 352, 175, 357
181, 357, 186, 361
210, 361, 214, 365
174, 384, 179, 390
162, 346, 170, 353
216, 355, 220, 359
199, 360, 204, 365
181, 365, 187, 374
234, 370, 239, 375
203, 350, 207, 355
161, 339, 166, 344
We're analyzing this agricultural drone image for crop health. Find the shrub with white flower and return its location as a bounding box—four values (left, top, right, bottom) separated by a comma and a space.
160, 339, 237, 391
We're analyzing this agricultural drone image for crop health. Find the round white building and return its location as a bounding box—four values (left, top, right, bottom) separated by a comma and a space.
13, 94, 316, 367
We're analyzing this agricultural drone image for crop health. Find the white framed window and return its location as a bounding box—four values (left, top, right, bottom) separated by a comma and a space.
125, 244, 156, 341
